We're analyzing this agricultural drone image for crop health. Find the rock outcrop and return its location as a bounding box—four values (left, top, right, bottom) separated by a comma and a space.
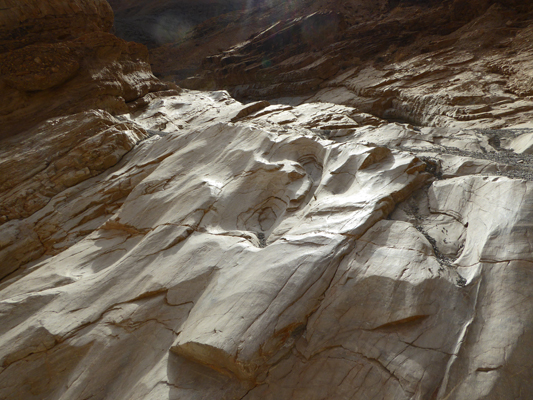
0, 0, 115, 52
146, 0, 533, 129
0, 0, 176, 139
2, 1, 533, 400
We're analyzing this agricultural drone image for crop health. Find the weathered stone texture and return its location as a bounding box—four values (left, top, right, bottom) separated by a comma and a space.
2, 1, 533, 399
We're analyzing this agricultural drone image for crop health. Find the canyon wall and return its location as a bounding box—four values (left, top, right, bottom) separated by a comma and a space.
1, 1, 533, 399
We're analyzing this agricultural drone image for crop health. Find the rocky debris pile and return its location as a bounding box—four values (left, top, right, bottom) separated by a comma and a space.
1, 1, 533, 400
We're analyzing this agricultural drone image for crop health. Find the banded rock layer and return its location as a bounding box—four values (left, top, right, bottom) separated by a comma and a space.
1, 1, 533, 400
2, 88, 533, 400
155, 0, 533, 129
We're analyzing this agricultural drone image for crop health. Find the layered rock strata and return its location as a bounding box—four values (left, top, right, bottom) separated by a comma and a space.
160, 0, 533, 129
2, 87, 533, 399
0, 0, 114, 52
1, 1, 533, 400
0, 0, 176, 139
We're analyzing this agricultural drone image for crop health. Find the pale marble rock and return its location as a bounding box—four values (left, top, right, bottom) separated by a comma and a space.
428, 177, 533, 399
245, 220, 471, 400
0, 90, 430, 399
0, 110, 147, 279
504, 131, 533, 154
1, 88, 533, 400
427, 154, 513, 179
2, 0, 533, 398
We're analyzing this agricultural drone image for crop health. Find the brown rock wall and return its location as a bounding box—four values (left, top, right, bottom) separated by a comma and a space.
0, 30, 175, 140
0, 0, 114, 52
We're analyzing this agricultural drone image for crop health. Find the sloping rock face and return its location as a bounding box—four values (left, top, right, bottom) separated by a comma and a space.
0, 0, 176, 139
156, 0, 533, 129
145, 0, 342, 81
0, 0, 114, 52
2, 1, 533, 400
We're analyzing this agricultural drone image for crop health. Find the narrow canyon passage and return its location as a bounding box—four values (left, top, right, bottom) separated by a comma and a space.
1, 1, 533, 399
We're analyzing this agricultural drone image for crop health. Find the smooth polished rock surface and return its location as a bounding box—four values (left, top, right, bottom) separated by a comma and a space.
2, 87, 533, 400
2, 1, 533, 399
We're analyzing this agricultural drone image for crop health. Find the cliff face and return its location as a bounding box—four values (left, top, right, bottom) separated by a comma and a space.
108, 0, 250, 48
168, 0, 533, 128
0, 0, 176, 140
1, 1, 533, 400
0, 0, 115, 52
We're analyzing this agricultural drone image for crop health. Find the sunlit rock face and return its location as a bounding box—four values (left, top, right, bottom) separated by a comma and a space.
2, 1, 533, 400
146, 0, 533, 129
